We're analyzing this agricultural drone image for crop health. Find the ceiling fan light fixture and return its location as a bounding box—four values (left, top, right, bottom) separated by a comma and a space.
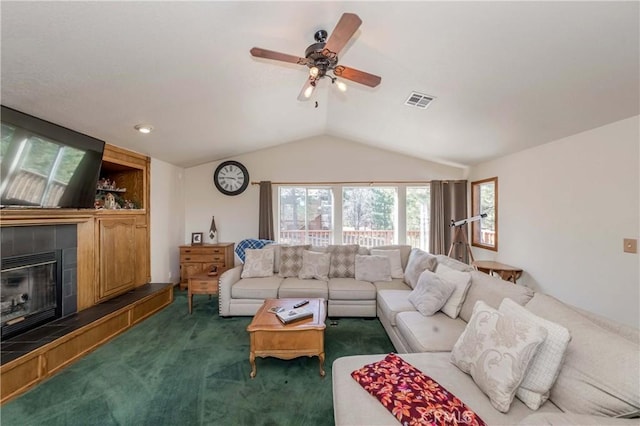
336, 80, 347, 92
304, 84, 315, 99
309, 66, 319, 78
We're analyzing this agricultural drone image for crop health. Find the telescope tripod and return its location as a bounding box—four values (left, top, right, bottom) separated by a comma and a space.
447, 225, 475, 264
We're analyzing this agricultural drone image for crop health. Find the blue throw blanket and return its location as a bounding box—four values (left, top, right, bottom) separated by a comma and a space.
235, 238, 274, 263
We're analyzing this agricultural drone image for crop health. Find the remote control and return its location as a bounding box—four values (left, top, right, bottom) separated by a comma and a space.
293, 300, 309, 308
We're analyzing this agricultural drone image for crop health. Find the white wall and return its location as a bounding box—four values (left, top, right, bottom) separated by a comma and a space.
469, 116, 640, 327
183, 134, 464, 256
150, 158, 185, 284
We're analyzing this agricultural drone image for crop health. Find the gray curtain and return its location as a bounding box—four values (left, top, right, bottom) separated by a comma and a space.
258, 181, 274, 240
429, 180, 468, 262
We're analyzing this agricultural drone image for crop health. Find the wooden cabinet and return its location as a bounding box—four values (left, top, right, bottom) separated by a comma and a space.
179, 243, 234, 290
97, 217, 136, 299
94, 145, 151, 303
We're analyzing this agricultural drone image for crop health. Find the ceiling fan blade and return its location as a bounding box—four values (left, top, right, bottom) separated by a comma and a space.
297, 77, 317, 101
250, 47, 309, 65
333, 65, 381, 88
324, 13, 362, 57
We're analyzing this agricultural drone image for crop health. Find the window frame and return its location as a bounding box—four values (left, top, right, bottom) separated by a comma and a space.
276, 184, 431, 250
471, 177, 498, 251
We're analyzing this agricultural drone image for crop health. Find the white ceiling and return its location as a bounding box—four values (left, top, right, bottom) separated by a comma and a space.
2, 1, 638, 169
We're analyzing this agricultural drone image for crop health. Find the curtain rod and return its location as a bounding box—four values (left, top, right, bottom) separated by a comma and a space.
250, 180, 464, 186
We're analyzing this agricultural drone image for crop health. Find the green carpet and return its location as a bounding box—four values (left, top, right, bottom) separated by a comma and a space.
1, 289, 394, 425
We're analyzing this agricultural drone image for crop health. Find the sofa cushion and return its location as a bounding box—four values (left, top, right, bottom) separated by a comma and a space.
395, 311, 467, 352
354, 255, 392, 282
231, 276, 282, 299
375, 244, 412, 270
408, 270, 455, 316
298, 250, 330, 281
240, 249, 274, 278
451, 301, 547, 413
373, 278, 411, 292
499, 298, 571, 410
525, 293, 640, 417
459, 271, 534, 323
328, 245, 359, 278
370, 249, 404, 278
403, 248, 438, 289
278, 277, 329, 299
376, 290, 413, 326
328, 278, 376, 300
436, 264, 472, 319
435, 254, 476, 272
333, 353, 562, 426
278, 245, 311, 277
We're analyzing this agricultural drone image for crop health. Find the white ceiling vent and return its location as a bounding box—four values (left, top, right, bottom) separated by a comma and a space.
405, 92, 435, 109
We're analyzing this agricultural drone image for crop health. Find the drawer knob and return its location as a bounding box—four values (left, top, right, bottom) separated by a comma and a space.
185, 257, 191, 260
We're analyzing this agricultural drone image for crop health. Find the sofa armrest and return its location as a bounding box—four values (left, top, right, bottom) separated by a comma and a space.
518, 412, 640, 425
218, 265, 243, 317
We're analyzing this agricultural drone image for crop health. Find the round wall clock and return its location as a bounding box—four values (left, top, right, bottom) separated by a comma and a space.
213, 160, 249, 196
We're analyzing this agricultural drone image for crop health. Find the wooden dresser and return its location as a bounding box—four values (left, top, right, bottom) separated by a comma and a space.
179, 243, 235, 290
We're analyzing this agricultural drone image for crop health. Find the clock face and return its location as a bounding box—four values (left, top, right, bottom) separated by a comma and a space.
214, 161, 249, 196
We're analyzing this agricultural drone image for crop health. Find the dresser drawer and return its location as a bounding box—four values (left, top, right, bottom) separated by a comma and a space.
181, 247, 225, 255
180, 254, 226, 263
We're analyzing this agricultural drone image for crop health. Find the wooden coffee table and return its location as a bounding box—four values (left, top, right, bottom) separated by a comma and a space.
246, 298, 326, 378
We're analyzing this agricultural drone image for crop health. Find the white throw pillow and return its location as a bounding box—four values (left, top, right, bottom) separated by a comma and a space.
370, 249, 404, 279
354, 255, 392, 282
298, 250, 331, 281
241, 249, 274, 278
451, 300, 547, 413
408, 270, 456, 316
499, 298, 572, 410
403, 248, 438, 288
436, 264, 472, 319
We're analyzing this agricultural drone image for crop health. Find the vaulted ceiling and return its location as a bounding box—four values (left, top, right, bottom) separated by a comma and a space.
2, 2, 638, 168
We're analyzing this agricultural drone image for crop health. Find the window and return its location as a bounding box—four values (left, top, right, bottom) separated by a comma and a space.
406, 186, 430, 251
278, 187, 333, 245
278, 184, 430, 248
342, 187, 397, 247
471, 177, 498, 251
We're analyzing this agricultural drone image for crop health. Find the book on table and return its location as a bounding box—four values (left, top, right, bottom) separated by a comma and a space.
276, 307, 313, 324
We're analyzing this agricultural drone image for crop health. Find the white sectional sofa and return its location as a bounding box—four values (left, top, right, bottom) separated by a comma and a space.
332, 255, 640, 425
218, 244, 414, 318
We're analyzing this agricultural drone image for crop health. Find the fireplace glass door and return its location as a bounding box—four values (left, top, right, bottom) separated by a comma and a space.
1, 252, 58, 336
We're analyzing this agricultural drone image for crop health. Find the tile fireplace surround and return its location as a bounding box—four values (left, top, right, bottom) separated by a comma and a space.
1, 225, 78, 338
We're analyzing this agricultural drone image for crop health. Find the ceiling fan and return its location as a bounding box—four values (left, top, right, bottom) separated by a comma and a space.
250, 13, 381, 101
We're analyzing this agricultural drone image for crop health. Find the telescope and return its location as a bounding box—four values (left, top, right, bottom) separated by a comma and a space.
450, 213, 487, 227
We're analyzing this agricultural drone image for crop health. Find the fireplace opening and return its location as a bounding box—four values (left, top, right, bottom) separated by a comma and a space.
1, 251, 62, 339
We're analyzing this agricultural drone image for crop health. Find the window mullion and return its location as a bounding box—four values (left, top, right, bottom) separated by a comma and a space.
333, 185, 343, 245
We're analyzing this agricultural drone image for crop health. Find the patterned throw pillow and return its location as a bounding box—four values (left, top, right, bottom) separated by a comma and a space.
240, 249, 274, 278
499, 298, 571, 410
354, 255, 392, 282
327, 245, 359, 278
451, 300, 548, 413
370, 249, 404, 278
278, 245, 311, 277
403, 248, 438, 288
408, 270, 455, 316
298, 250, 331, 281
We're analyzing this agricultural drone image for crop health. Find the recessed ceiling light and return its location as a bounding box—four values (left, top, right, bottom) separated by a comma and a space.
134, 124, 153, 134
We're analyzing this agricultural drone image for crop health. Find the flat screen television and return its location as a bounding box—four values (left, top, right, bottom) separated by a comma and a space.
1, 106, 105, 209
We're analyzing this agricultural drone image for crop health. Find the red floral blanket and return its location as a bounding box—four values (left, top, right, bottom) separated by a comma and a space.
351, 353, 486, 426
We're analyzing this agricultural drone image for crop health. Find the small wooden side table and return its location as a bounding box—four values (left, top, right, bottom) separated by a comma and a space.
188, 271, 220, 314
472, 260, 523, 284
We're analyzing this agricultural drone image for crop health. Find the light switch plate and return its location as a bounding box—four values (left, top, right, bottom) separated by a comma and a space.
623, 238, 637, 254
